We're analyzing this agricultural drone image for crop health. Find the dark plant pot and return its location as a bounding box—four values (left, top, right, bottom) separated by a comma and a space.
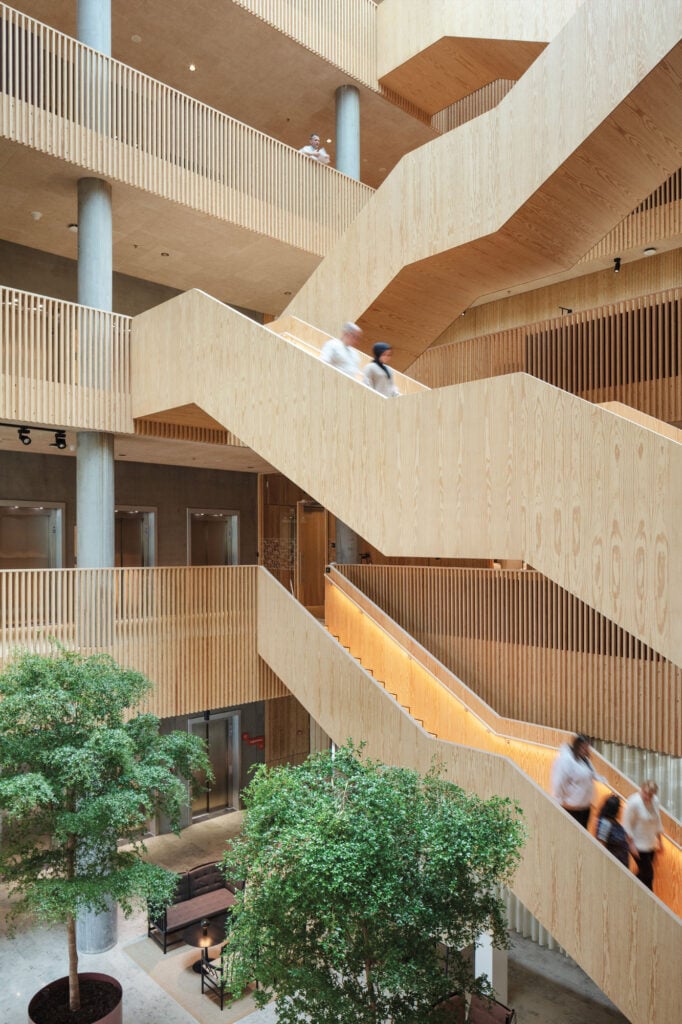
28, 973, 122, 1024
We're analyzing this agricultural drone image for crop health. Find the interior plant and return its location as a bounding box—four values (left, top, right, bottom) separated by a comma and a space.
0, 646, 211, 1024
221, 742, 525, 1024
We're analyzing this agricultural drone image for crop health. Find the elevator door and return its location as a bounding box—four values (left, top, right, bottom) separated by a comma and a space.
0, 503, 63, 568
115, 509, 155, 567
189, 713, 240, 818
188, 510, 239, 566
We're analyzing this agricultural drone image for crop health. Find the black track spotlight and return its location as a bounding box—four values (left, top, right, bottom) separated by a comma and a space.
613, 257, 621, 274
52, 430, 67, 450
18, 426, 31, 446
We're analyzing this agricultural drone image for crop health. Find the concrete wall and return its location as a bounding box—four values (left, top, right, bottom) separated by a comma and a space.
0, 451, 258, 565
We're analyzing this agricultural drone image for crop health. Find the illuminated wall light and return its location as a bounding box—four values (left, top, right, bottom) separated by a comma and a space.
643, 247, 657, 256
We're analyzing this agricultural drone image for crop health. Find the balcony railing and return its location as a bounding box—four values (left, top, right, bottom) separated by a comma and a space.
0, 286, 131, 432
0, 565, 284, 717
0, 4, 373, 255
409, 287, 682, 424
233, 0, 378, 89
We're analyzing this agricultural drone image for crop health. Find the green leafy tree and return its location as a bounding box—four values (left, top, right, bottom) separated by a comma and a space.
0, 647, 211, 1014
221, 743, 525, 1024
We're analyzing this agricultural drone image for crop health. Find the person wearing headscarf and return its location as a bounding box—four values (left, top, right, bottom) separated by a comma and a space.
363, 342, 399, 398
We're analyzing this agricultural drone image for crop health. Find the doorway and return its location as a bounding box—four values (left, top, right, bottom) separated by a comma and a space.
295, 500, 327, 617
115, 507, 156, 567
188, 509, 239, 566
0, 501, 63, 568
189, 712, 240, 818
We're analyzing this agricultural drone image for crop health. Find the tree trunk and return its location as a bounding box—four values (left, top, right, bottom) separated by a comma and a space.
67, 914, 80, 1011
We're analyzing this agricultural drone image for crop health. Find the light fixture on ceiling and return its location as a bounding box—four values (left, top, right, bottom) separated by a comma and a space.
643, 247, 657, 256
67, 223, 78, 233
613, 257, 621, 274
131, 34, 142, 43
18, 426, 31, 446
30, 210, 42, 221
559, 306, 573, 315
161, 251, 170, 257
326, 139, 332, 144
189, 63, 196, 72
51, 430, 67, 450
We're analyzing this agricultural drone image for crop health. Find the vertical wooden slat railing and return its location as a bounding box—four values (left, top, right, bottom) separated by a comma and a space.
0, 4, 373, 255
409, 288, 682, 423
336, 564, 682, 757
232, 0, 378, 89
0, 566, 284, 717
0, 286, 132, 431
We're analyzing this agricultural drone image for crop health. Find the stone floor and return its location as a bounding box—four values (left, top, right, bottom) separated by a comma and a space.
0, 812, 627, 1023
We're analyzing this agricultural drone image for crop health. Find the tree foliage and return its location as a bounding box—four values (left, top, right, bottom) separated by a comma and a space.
221, 743, 525, 1024
0, 647, 211, 1012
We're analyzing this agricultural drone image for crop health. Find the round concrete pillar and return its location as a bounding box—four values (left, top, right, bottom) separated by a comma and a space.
335, 85, 360, 180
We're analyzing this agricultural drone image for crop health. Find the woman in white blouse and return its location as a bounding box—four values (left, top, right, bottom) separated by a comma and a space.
363, 343, 399, 398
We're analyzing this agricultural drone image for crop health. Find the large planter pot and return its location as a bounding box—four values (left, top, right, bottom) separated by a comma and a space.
28, 972, 122, 1024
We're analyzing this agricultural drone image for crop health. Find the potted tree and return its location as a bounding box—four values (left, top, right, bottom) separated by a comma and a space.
0, 647, 211, 1024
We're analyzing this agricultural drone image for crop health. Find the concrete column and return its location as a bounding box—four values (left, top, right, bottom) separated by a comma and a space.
76, 0, 116, 954
475, 932, 508, 1006
335, 85, 360, 180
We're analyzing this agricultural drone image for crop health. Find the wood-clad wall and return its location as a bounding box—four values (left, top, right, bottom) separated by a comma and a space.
423, 250, 682, 354
431, 80, 515, 133
256, 568, 682, 1024
409, 285, 682, 424
336, 564, 682, 757
132, 290, 682, 668
0, 566, 285, 717
265, 694, 310, 768
0, 5, 372, 257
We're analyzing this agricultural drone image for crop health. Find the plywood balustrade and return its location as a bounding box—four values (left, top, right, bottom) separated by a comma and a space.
0, 566, 284, 718
232, 0, 377, 90
285, 0, 682, 367
581, 168, 682, 263
409, 288, 682, 424
132, 289, 682, 669
431, 80, 515, 134
0, 286, 132, 432
256, 569, 682, 1024
0, 5, 372, 256
335, 564, 682, 756
323, 572, 682, 876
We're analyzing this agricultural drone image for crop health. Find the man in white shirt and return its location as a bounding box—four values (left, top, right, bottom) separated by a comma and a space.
320, 322, 363, 380
299, 133, 330, 165
623, 780, 663, 890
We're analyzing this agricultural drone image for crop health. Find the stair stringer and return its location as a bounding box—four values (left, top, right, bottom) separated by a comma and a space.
256, 567, 682, 1024
132, 291, 682, 667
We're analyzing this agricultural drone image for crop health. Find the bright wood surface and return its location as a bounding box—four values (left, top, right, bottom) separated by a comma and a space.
0, 566, 284, 717
286, 0, 682, 367
131, 289, 682, 668
0, 4, 372, 259
410, 287, 682, 425
256, 568, 682, 1024
336, 563, 682, 757
376, 0, 580, 112
431, 79, 515, 133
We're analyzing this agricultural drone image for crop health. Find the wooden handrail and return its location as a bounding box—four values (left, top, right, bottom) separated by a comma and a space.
334, 563, 682, 757
0, 4, 373, 256
256, 568, 682, 1024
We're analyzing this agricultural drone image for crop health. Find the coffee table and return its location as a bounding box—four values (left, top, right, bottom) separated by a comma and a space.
183, 915, 227, 973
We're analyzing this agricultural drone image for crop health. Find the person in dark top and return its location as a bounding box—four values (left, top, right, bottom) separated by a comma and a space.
596, 794, 634, 867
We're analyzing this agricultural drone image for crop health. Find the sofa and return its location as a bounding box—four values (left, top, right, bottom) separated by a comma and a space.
148, 861, 239, 953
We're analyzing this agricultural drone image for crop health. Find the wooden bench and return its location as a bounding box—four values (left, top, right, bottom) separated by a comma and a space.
148, 862, 239, 953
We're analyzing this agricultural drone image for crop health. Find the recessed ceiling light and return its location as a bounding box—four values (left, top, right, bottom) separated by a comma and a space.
131, 34, 141, 43
68, 223, 78, 232
643, 247, 657, 256
284, 290, 292, 296
160, 251, 170, 257
189, 63, 196, 72
326, 138, 332, 144
30, 210, 42, 220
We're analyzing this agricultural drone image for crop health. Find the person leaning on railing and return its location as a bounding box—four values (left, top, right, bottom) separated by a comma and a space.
299, 132, 330, 165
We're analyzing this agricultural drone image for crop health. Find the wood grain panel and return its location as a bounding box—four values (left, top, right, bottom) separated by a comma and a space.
336, 564, 682, 756
431, 80, 515, 134
285, 0, 682, 367
131, 289, 682, 668
257, 569, 682, 1024
0, 566, 285, 718
409, 288, 682, 425
265, 693, 310, 768
0, 4, 372, 258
